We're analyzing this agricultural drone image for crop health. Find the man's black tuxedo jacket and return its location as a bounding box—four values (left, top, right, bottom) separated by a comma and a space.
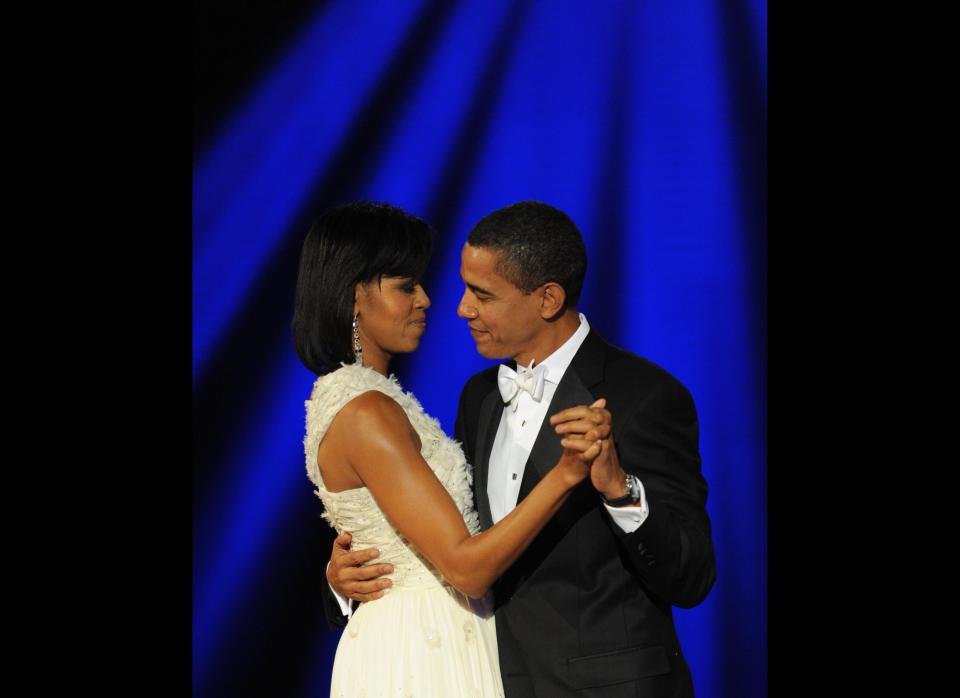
454, 330, 715, 698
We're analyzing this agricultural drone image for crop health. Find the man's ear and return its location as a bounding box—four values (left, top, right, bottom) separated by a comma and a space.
539, 282, 567, 320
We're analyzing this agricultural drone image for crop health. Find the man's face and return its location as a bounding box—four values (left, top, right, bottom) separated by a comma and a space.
458, 243, 543, 360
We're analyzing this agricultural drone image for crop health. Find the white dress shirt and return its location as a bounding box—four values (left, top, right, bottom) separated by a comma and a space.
488, 314, 648, 532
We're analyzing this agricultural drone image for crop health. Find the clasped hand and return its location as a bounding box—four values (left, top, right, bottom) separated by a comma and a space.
549, 397, 626, 501
550, 398, 609, 486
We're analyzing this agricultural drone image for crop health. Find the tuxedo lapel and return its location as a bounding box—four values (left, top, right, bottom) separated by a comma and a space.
474, 385, 503, 530
518, 331, 608, 497
521, 368, 596, 488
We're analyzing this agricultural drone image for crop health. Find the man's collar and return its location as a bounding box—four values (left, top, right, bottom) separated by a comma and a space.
533, 313, 591, 385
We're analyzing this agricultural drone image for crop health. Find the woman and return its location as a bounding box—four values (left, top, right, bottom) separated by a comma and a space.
293, 202, 600, 697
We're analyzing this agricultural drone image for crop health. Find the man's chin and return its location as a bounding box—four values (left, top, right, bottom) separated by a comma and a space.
473, 341, 508, 360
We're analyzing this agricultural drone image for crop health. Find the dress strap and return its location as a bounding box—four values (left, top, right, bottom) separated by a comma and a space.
304, 364, 408, 489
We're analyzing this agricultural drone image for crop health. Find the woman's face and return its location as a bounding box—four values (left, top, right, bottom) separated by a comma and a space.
354, 275, 431, 362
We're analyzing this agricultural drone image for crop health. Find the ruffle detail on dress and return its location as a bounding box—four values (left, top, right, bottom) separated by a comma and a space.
303, 363, 480, 588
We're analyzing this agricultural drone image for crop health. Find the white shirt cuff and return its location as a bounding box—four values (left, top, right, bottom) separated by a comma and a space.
603, 477, 649, 534
326, 561, 353, 619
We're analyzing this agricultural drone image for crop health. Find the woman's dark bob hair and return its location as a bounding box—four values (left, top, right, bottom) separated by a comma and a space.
293, 201, 435, 375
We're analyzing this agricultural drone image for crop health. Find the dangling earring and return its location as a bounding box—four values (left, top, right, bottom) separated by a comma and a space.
352, 313, 363, 366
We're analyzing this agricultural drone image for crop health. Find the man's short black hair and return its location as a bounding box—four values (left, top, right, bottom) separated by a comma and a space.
466, 201, 587, 308
292, 201, 434, 375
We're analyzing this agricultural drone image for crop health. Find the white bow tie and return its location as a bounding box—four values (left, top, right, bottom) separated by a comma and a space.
497, 360, 548, 412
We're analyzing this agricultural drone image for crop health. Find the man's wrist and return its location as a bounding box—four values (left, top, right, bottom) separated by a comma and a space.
326, 562, 353, 618
602, 483, 628, 501
600, 468, 628, 500
602, 471, 641, 507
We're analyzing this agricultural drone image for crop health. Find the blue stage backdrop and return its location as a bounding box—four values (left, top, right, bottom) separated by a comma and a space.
193, 1, 766, 696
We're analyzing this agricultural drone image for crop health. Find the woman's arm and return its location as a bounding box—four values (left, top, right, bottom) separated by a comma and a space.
323, 390, 598, 599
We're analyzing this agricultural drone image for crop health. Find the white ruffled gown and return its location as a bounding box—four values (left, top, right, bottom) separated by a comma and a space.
304, 363, 504, 698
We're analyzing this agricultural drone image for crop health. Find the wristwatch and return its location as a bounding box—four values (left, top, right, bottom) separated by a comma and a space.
603, 472, 642, 507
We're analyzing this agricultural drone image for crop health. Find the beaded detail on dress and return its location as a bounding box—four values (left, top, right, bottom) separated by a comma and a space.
304, 363, 480, 590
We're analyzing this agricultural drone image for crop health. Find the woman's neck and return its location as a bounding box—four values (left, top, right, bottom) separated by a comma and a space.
360, 345, 391, 376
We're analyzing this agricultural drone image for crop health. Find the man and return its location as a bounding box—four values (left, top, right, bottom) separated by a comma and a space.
326, 201, 716, 697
